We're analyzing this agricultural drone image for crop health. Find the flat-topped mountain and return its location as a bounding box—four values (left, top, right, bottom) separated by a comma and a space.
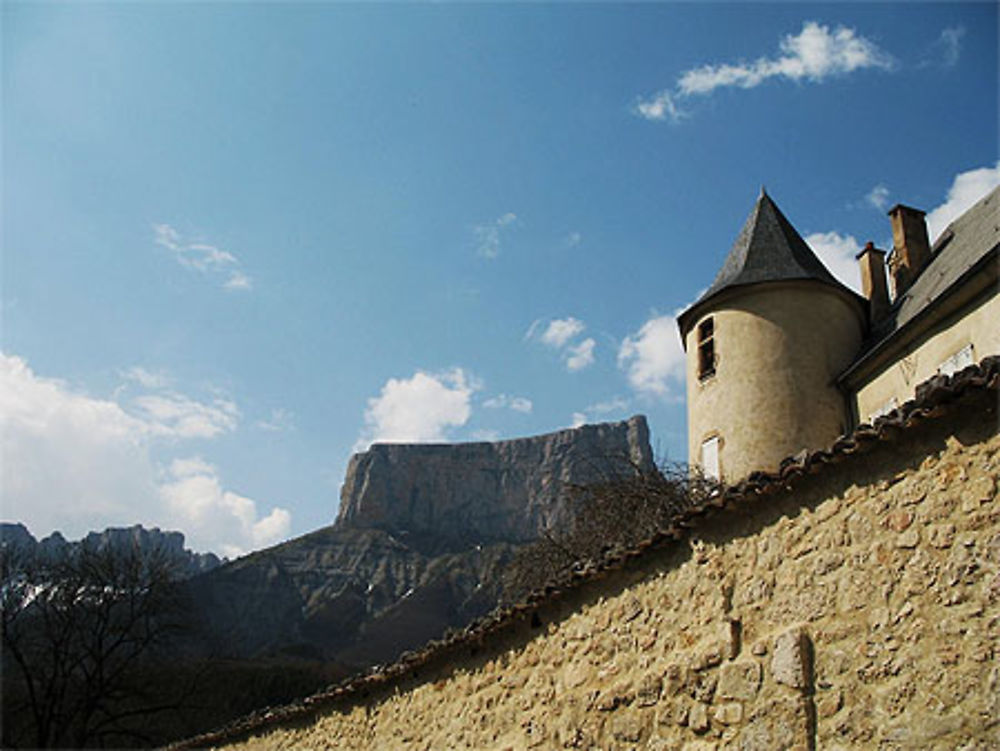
185, 416, 655, 665
337, 415, 653, 543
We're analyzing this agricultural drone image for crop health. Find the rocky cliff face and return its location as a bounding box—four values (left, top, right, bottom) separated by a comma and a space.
185, 416, 656, 666
337, 415, 653, 543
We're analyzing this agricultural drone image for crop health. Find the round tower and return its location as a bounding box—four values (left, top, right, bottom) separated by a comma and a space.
676, 190, 867, 483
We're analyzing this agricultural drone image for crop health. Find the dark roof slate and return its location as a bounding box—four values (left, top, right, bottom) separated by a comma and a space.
678, 190, 863, 336
884, 186, 998, 337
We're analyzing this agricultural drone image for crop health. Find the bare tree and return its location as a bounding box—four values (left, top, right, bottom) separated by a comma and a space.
1, 543, 190, 748
504, 457, 718, 602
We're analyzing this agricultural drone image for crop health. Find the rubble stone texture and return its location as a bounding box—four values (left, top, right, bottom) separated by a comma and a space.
219, 407, 998, 750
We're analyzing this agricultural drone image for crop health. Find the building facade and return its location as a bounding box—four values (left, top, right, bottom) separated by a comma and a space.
678, 186, 999, 483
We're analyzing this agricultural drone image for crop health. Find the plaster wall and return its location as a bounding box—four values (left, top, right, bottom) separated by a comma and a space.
685, 283, 864, 482
854, 290, 1000, 423
220, 396, 999, 751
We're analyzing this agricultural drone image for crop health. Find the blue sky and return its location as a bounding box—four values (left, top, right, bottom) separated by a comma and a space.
3, 2, 997, 556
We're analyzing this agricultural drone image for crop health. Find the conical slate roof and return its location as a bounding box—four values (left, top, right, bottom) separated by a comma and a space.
677, 189, 861, 338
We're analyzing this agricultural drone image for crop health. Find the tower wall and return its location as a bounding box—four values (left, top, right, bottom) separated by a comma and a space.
685, 281, 864, 482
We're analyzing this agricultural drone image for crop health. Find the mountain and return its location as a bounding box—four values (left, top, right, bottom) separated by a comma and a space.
0, 522, 222, 579
183, 416, 654, 667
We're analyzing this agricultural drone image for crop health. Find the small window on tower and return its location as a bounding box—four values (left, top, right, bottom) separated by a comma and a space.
697, 317, 716, 380
700, 435, 720, 480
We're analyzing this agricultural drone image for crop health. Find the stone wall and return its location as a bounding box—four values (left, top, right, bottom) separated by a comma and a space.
217, 394, 998, 750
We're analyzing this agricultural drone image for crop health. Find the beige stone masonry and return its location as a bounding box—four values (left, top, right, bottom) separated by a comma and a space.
216, 393, 998, 750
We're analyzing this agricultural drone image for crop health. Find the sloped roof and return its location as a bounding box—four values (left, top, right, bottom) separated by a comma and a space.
888, 186, 998, 335
842, 186, 1000, 381
678, 189, 863, 338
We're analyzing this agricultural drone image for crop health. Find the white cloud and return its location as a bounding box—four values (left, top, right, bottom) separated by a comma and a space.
564, 232, 583, 249
636, 21, 893, 123
539, 317, 586, 349
678, 22, 894, 96
618, 314, 686, 398
527, 317, 597, 372
566, 338, 596, 372
473, 213, 518, 259
159, 458, 290, 557
482, 394, 533, 414
570, 412, 588, 429
356, 368, 478, 451
866, 184, 890, 211
154, 223, 253, 292
0, 353, 288, 555
804, 231, 863, 294
925, 161, 1000, 243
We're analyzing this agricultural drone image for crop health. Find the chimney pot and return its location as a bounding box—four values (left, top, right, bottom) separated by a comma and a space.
856, 242, 890, 323
887, 204, 931, 299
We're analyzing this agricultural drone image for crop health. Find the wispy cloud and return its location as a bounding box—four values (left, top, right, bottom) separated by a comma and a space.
154, 224, 253, 291
922, 25, 965, 69
482, 394, 533, 414
564, 232, 583, 249
634, 90, 687, 123
537, 317, 585, 349
526, 317, 597, 372
636, 21, 895, 123
133, 392, 239, 439
473, 212, 518, 259
866, 184, 891, 211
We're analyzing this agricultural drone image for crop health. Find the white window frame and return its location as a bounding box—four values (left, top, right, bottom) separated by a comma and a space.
700, 435, 720, 481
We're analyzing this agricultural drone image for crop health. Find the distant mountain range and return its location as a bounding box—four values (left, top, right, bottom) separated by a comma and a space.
0, 522, 223, 579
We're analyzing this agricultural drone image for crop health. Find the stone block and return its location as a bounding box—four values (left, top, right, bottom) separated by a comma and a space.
928, 523, 956, 548
689, 702, 710, 733
636, 673, 662, 707
771, 627, 812, 690
738, 696, 811, 751
717, 660, 762, 701
611, 710, 645, 742
713, 701, 743, 725
895, 528, 920, 548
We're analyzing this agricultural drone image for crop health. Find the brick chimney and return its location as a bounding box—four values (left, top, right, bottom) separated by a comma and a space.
856, 241, 890, 322
886, 204, 931, 299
